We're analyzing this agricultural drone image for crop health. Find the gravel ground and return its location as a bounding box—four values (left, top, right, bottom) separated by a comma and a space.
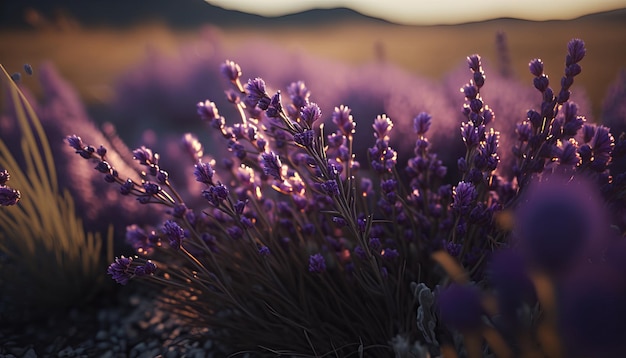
0, 286, 229, 358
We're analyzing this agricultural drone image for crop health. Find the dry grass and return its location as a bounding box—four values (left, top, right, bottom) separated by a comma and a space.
1, 15, 625, 118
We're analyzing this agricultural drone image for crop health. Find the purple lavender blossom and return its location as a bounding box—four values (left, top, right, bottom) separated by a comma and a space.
107, 256, 134, 285
0, 185, 20, 206
308, 253, 326, 273
258, 246, 271, 256
162, 220, 185, 250
194, 162, 215, 185
246, 78, 271, 110
413, 112, 432, 136
452, 181, 477, 215
260, 151, 283, 180
221, 60, 242, 82
321, 179, 340, 197
300, 103, 322, 128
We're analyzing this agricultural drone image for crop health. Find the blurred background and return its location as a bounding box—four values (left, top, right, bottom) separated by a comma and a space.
1, 0, 626, 145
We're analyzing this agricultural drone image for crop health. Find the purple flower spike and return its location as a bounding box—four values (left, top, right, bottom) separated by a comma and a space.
321, 179, 340, 197
107, 256, 133, 285
0, 186, 20, 206
413, 112, 432, 136
301, 102, 322, 128
220, 60, 242, 82
437, 283, 484, 332
261, 152, 283, 180
452, 181, 477, 216
246, 78, 270, 109
373, 114, 394, 140
528, 58, 544, 77
162, 220, 185, 250
332, 105, 356, 136
566, 38, 586, 66
467, 54, 481, 72
308, 253, 326, 273
197, 100, 220, 121
133, 146, 154, 166
194, 162, 215, 185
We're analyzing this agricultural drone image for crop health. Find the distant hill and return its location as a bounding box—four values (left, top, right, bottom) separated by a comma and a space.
0, 0, 624, 29
0, 0, 387, 29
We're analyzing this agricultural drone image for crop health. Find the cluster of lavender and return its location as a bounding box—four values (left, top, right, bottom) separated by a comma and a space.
68, 38, 626, 356
0, 170, 20, 207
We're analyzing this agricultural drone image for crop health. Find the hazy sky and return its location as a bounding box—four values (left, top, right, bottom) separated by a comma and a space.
206, 0, 626, 25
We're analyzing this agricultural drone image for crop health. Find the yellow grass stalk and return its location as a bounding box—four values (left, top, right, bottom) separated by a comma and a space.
0, 64, 113, 314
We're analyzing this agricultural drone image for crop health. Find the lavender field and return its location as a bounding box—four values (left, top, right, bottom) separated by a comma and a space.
1, 3, 626, 357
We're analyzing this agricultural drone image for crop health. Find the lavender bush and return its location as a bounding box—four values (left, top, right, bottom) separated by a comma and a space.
67, 38, 626, 356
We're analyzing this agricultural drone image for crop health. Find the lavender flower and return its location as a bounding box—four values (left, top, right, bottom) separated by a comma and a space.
194, 161, 215, 185
0, 185, 20, 206
308, 253, 326, 273
107, 256, 133, 285
260, 151, 283, 180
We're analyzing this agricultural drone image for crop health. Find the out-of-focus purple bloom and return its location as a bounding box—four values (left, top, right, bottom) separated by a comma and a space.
0, 170, 10, 185
487, 249, 536, 324
221, 60, 242, 82
258, 246, 271, 256
23, 63, 33, 76
181, 133, 204, 163
559, 247, 626, 358
515, 178, 606, 275
287, 81, 310, 110
0, 186, 20, 206
437, 283, 484, 332
308, 253, 326, 273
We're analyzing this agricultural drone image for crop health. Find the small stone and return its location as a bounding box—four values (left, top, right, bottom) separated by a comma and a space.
133, 342, 147, 352
96, 341, 111, 350
57, 346, 75, 357
165, 346, 178, 358
95, 330, 108, 341
100, 350, 114, 358
8, 347, 25, 356
23, 348, 37, 358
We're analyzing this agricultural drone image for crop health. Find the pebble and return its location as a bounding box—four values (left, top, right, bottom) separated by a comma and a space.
95, 330, 108, 341
1, 292, 219, 358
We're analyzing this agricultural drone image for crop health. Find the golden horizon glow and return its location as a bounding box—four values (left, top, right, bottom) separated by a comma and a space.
205, 0, 626, 25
